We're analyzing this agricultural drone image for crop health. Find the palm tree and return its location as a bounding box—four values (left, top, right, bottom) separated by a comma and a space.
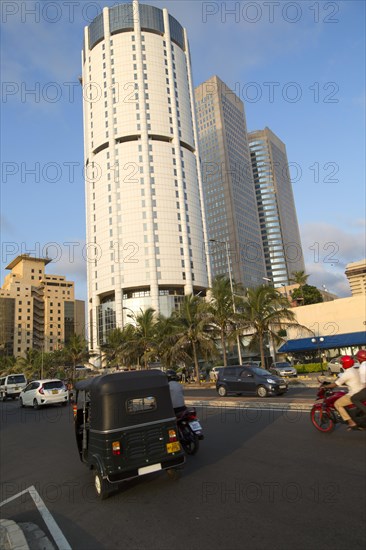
290, 270, 309, 286
289, 270, 309, 303
64, 334, 89, 382
101, 328, 125, 368
155, 314, 181, 369
169, 295, 218, 383
204, 275, 237, 367
237, 286, 297, 369
128, 308, 158, 369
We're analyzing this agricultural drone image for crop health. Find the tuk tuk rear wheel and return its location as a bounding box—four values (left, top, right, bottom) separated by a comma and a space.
94, 471, 111, 500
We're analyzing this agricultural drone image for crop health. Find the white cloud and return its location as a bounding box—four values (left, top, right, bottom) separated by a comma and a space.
300, 221, 366, 296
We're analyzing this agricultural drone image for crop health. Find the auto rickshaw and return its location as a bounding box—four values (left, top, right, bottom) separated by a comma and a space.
73, 370, 185, 499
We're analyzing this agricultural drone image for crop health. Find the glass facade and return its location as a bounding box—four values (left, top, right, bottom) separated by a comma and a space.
89, 13, 104, 49
249, 129, 304, 287
0, 297, 15, 355
196, 76, 265, 288
64, 301, 75, 344
97, 298, 116, 346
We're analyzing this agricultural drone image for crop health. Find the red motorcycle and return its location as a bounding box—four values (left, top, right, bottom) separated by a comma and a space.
310, 383, 366, 433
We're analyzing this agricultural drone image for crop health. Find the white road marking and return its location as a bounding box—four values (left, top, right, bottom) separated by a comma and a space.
0, 485, 72, 550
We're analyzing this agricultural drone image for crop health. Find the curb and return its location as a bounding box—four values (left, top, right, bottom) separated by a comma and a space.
0, 521, 55, 550
185, 398, 313, 411
183, 376, 322, 389
0, 519, 29, 550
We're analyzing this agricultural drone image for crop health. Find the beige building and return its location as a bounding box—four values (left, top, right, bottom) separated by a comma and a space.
285, 295, 366, 342
276, 261, 366, 357
0, 255, 85, 357
345, 259, 366, 296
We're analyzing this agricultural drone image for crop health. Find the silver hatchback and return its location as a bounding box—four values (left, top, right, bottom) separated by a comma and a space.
269, 362, 297, 378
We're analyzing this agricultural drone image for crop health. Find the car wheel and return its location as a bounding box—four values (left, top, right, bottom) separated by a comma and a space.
19, 397, 24, 408
256, 385, 268, 398
2, 393, 7, 402
33, 399, 40, 410
94, 471, 111, 500
218, 385, 227, 397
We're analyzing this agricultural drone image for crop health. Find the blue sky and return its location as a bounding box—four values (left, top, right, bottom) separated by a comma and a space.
1, 0, 365, 301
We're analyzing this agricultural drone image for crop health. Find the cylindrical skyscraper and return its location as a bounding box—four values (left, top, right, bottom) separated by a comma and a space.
82, 1, 210, 350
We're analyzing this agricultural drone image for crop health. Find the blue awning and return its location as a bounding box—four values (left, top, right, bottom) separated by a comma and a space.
278, 331, 366, 353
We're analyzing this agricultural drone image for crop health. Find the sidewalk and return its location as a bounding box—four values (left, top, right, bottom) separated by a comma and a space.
0, 520, 54, 550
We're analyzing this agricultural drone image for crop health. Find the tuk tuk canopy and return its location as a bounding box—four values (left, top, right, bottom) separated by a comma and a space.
75, 370, 175, 432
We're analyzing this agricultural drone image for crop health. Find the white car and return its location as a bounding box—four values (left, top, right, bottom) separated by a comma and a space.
19, 379, 69, 409
0, 374, 27, 400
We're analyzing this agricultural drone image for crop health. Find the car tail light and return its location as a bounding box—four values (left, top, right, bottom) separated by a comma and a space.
168, 429, 177, 442
112, 441, 121, 455
39, 386, 44, 395
72, 404, 77, 418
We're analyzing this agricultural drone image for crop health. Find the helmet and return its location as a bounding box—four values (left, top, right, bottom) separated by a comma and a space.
340, 355, 354, 369
356, 349, 366, 363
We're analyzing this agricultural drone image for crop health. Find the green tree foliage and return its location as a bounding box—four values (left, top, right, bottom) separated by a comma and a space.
101, 328, 125, 368
169, 295, 218, 383
237, 286, 297, 369
204, 276, 238, 367
291, 284, 324, 305
64, 334, 89, 382
289, 270, 309, 286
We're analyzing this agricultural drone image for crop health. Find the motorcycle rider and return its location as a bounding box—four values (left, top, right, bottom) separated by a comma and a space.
350, 349, 366, 415
167, 372, 187, 414
323, 355, 364, 430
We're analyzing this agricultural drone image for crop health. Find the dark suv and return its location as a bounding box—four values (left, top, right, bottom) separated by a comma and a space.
216, 365, 288, 398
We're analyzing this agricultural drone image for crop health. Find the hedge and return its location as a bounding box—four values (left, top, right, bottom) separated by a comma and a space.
295, 363, 328, 373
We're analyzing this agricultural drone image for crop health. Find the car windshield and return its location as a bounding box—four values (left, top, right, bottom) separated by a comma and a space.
251, 367, 271, 376
275, 363, 291, 368
43, 381, 65, 390
7, 375, 26, 384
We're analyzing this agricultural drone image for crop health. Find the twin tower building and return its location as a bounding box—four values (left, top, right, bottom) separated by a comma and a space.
82, 1, 304, 350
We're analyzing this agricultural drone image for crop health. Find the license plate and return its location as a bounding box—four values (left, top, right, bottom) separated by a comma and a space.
15, 387, 19, 391
52, 390, 59, 394
166, 441, 181, 453
279, 385, 287, 389
138, 463, 162, 475
189, 420, 202, 431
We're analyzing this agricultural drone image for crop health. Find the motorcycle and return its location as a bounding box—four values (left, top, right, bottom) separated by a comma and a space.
176, 407, 204, 454
310, 382, 366, 433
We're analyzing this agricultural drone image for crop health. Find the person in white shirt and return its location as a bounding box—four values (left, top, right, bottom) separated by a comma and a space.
324, 355, 364, 430
351, 349, 366, 415
168, 376, 186, 414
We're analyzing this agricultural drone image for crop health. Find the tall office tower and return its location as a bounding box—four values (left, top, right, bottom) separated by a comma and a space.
248, 127, 305, 287
0, 255, 85, 357
195, 76, 266, 288
82, 1, 209, 350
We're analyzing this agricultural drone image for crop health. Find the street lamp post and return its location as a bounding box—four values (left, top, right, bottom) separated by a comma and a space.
311, 336, 325, 375
209, 239, 243, 364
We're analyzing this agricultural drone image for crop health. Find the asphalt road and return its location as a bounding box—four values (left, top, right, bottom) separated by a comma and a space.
1, 399, 365, 550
